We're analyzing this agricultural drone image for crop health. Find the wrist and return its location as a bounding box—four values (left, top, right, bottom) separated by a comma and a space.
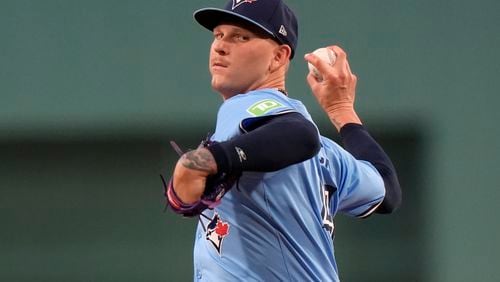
326, 108, 362, 131
172, 179, 205, 205
172, 159, 208, 204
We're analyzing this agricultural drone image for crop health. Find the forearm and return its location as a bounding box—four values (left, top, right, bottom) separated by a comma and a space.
340, 123, 402, 213
207, 112, 321, 175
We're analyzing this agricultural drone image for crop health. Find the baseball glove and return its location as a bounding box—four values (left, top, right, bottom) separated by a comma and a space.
161, 137, 240, 217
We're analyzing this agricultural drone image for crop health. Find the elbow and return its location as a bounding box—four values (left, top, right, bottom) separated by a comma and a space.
377, 180, 402, 214
378, 191, 402, 214
376, 167, 402, 214
306, 135, 321, 159
300, 120, 321, 159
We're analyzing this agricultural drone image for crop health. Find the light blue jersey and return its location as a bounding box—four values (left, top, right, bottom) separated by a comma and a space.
193, 89, 385, 281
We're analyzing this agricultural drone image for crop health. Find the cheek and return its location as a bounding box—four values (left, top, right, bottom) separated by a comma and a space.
239, 51, 272, 74
208, 45, 216, 70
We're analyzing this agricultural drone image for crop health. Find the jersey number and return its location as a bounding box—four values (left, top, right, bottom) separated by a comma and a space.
321, 184, 335, 237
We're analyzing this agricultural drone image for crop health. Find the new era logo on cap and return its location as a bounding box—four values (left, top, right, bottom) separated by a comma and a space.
232, 0, 258, 10
279, 25, 287, 36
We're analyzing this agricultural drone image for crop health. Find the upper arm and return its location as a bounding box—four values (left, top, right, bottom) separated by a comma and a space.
337, 158, 386, 218
321, 137, 386, 218
339, 124, 402, 214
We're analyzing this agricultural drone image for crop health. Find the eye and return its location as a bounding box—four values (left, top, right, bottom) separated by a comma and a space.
213, 32, 223, 40
235, 34, 250, 42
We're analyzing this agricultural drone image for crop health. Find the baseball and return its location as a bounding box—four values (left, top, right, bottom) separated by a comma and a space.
308, 47, 336, 82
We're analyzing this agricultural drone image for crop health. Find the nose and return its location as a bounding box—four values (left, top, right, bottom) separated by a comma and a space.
212, 39, 228, 56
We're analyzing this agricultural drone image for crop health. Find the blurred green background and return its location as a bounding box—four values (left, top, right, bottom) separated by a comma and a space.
1, 0, 499, 281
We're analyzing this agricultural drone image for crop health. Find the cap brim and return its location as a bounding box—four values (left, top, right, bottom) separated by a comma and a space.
193, 8, 275, 38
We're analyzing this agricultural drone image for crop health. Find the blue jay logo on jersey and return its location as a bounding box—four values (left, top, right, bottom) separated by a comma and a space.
232, 0, 258, 10
206, 213, 230, 256
246, 99, 285, 116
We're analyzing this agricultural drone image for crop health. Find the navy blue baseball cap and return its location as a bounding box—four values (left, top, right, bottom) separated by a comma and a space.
194, 0, 298, 59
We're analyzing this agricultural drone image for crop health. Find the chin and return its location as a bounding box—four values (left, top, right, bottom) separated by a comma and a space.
211, 76, 228, 90
211, 78, 224, 93
211, 82, 239, 98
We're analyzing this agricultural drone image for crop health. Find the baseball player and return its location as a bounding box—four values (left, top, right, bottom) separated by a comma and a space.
165, 0, 402, 281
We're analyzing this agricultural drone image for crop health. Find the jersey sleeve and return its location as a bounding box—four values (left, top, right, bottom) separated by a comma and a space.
239, 93, 299, 132
321, 136, 385, 218
213, 90, 300, 141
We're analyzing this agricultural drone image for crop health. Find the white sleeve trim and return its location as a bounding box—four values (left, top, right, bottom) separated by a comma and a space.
356, 198, 384, 219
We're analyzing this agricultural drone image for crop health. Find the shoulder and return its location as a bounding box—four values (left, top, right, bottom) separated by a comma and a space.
217, 89, 300, 125
222, 89, 294, 115
213, 89, 293, 140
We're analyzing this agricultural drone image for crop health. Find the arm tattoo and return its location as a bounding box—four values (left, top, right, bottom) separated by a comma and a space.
181, 149, 215, 173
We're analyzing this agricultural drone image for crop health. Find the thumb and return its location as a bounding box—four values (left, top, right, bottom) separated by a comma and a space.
304, 52, 332, 79
306, 70, 319, 89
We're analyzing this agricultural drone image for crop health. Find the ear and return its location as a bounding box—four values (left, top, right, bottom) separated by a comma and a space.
269, 44, 291, 72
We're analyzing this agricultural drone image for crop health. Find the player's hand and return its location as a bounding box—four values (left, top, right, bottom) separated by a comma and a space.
304, 45, 361, 131
172, 147, 217, 204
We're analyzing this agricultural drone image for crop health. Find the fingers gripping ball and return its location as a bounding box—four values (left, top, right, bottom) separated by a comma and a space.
308, 47, 337, 82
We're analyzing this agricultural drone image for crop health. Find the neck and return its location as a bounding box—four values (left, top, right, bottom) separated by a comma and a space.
259, 76, 286, 92
218, 66, 288, 100
245, 68, 287, 95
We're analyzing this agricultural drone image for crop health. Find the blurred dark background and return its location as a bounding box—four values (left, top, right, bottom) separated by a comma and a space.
1, 0, 499, 281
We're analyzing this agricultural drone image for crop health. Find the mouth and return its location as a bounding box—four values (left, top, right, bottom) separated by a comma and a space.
211, 60, 228, 70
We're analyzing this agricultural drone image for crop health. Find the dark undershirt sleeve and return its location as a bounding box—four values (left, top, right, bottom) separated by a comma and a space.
339, 123, 402, 213
206, 112, 320, 174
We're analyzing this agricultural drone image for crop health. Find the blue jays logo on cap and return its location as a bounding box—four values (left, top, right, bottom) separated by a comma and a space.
232, 0, 258, 10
